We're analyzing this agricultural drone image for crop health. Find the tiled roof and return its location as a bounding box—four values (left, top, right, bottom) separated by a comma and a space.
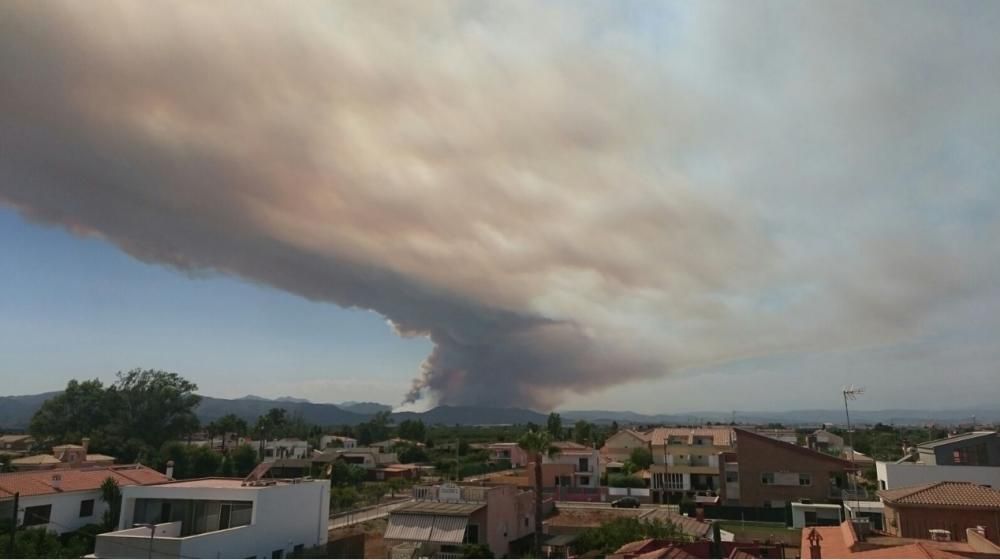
645, 428, 734, 446
641, 509, 713, 539
0, 465, 168, 497
800, 521, 984, 559
0, 435, 33, 443
877, 481, 1000, 508
734, 429, 854, 467
916, 431, 997, 449
11, 454, 63, 465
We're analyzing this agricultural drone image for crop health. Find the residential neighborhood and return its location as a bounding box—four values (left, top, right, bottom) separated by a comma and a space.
3, 387, 999, 559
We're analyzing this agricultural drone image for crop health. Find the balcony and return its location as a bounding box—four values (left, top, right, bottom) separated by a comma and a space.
94, 521, 255, 559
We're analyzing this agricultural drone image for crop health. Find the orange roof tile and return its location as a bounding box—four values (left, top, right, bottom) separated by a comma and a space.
0, 465, 168, 497
877, 481, 1000, 509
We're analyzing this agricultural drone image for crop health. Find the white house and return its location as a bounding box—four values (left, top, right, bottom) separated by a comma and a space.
250, 439, 311, 463
93, 477, 330, 559
319, 435, 357, 450
0, 465, 169, 535
875, 460, 1000, 491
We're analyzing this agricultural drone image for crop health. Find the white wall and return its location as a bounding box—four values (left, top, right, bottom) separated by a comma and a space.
17, 489, 107, 534
116, 480, 330, 559
876, 461, 1000, 490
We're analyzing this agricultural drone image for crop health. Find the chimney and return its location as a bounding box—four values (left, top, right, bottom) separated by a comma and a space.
81, 437, 90, 456
695, 506, 705, 523
165, 460, 175, 480
51, 473, 62, 491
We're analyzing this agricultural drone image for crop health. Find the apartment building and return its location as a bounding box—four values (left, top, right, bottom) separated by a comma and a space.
600, 429, 650, 463
727, 428, 855, 508
647, 428, 734, 504
914, 431, 1000, 466
93, 477, 330, 559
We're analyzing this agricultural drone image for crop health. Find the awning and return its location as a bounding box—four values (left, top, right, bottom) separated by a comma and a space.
385, 513, 469, 545
429, 516, 469, 544
385, 513, 434, 541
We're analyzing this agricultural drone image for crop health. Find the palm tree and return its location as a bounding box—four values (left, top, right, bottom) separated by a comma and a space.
518, 429, 560, 555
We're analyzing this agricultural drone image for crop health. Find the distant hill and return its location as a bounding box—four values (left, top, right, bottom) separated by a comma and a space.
0, 391, 60, 429
337, 401, 393, 415
2, 390, 997, 430
392, 405, 548, 426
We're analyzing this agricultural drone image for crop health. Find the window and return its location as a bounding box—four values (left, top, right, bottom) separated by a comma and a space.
579, 476, 590, 486
799, 474, 812, 486
464, 524, 480, 545
23, 505, 52, 526
578, 458, 590, 472
880, 480, 887, 490
525, 516, 529, 528
79, 499, 95, 518
761, 472, 775, 485
726, 471, 739, 483
953, 449, 967, 464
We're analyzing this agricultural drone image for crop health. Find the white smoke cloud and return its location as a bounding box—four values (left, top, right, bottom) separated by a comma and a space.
2, 1, 998, 409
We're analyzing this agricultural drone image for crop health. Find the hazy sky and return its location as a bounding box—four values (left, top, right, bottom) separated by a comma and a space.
2, 1, 999, 412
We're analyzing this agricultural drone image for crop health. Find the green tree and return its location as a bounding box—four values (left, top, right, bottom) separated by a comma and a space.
546, 413, 563, 438
100, 477, 122, 530
231, 444, 258, 476
215, 414, 248, 451
398, 419, 427, 443
0, 527, 89, 558
398, 444, 429, 464
29, 379, 115, 450
111, 369, 201, 459
629, 447, 653, 470
330, 460, 367, 487
574, 518, 684, 555
608, 474, 646, 488
189, 446, 223, 477
518, 429, 559, 555
461, 544, 494, 558
573, 420, 594, 445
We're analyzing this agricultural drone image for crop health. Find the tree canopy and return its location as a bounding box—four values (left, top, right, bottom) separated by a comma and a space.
30, 369, 201, 462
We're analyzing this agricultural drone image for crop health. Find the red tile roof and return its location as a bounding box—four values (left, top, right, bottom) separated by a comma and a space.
878, 481, 1000, 509
800, 521, 985, 559
0, 465, 168, 497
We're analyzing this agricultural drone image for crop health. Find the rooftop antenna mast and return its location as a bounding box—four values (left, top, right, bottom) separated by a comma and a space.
842, 385, 864, 516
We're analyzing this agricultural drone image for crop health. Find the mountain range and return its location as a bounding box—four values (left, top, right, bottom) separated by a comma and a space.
1, 391, 997, 430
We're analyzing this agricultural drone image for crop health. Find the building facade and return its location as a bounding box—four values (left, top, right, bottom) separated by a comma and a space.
878, 481, 1000, 544
728, 428, 855, 508
0, 465, 169, 535
914, 431, 1000, 466
94, 477, 330, 559
647, 428, 734, 504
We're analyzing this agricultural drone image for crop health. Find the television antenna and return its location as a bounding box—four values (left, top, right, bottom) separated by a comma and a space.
842, 386, 864, 516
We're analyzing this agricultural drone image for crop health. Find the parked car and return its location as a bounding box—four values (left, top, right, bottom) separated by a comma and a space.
611, 497, 641, 508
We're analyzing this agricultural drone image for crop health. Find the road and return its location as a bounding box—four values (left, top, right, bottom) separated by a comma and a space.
329, 499, 413, 530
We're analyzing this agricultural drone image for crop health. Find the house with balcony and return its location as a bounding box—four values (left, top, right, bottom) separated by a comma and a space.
647, 428, 734, 504
0, 464, 169, 535
487, 443, 527, 468
807, 429, 845, 453
727, 428, 856, 508
876, 431, 1000, 492
385, 483, 535, 558
93, 477, 330, 559
530, 442, 600, 492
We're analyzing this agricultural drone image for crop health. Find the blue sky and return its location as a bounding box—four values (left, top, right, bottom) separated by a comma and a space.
1, 207, 428, 403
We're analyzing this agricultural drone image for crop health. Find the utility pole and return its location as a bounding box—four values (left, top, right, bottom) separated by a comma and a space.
8, 492, 18, 552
